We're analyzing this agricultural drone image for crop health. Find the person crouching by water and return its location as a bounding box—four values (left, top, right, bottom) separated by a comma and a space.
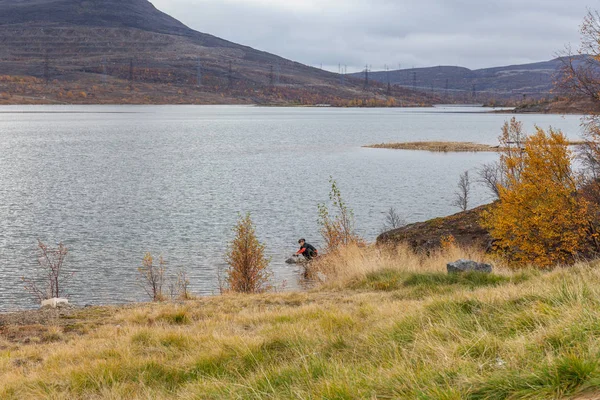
296, 238, 318, 261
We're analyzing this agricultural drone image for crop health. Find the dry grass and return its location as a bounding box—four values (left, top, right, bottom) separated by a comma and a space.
365, 141, 587, 153
1, 244, 600, 399
310, 242, 494, 285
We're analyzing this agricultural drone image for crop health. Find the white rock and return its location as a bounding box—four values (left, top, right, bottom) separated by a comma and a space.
41, 298, 69, 308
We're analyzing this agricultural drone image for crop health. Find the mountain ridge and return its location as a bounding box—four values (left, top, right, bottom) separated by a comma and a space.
0, 0, 437, 105
353, 57, 592, 100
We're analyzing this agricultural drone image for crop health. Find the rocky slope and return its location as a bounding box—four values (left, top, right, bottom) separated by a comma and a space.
377, 204, 493, 252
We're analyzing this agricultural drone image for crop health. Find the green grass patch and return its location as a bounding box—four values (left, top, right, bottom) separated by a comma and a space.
352, 270, 530, 297
156, 310, 191, 325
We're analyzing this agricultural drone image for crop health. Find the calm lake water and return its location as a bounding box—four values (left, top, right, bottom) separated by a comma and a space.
0, 105, 585, 310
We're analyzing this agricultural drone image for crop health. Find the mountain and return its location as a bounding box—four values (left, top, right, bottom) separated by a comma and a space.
353, 58, 589, 101
0, 0, 435, 105
0, 0, 193, 35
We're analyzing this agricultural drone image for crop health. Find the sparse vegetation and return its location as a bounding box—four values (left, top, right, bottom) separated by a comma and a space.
318, 178, 363, 252
173, 269, 193, 301
137, 253, 167, 302
22, 240, 72, 302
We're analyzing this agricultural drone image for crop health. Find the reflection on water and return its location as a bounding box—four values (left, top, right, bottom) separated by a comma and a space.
0, 105, 584, 310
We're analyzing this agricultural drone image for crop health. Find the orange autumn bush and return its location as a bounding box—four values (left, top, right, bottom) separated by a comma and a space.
483, 124, 598, 268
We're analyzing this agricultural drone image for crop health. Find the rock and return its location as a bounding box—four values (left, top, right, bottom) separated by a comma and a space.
447, 259, 493, 274
286, 256, 307, 265
41, 298, 69, 309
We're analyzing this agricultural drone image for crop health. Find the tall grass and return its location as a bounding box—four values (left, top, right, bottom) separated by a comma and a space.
310, 241, 495, 287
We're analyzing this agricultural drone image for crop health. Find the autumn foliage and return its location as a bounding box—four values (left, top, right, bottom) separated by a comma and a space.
224, 213, 271, 293
483, 122, 596, 267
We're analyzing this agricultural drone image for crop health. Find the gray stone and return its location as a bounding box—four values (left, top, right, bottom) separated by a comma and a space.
286, 256, 308, 265
447, 259, 493, 274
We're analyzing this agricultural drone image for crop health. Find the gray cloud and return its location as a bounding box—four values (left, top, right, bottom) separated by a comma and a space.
151, 0, 590, 72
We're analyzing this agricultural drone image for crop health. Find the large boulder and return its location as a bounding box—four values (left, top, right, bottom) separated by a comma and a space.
447, 259, 493, 274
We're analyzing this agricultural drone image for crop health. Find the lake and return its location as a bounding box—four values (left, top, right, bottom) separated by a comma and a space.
0, 105, 585, 310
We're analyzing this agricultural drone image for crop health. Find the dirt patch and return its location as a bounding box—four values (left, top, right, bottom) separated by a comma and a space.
0, 305, 120, 344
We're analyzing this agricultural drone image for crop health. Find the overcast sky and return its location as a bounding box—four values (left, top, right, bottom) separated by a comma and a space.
151, 0, 590, 73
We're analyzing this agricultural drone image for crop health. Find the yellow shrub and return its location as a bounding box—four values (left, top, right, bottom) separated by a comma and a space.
483, 125, 595, 268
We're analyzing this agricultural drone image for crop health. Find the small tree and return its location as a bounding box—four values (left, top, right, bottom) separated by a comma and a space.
225, 213, 271, 293
175, 269, 193, 300
452, 170, 471, 212
557, 10, 600, 107
381, 207, 405, 233
23, 240, 72, 302
138, 253, 166, 302
318, 178, 362, 251
478, 162, 502, 199
482, 126, 596, 267
478, 118, 526, 200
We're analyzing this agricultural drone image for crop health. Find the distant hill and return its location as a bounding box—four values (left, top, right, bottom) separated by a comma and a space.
0, 0, 435, 105
352, 58, 590, 101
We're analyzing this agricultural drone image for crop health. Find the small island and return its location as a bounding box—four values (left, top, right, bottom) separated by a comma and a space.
365, 140, 586, 152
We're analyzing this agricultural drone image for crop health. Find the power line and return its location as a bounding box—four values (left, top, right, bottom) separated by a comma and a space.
228, 61, 233, 87
385, 65, 391, 94
43, 50, 50, 84
102, 56, 107, 86
196, 58, 202, 87
129, 59, 133, 82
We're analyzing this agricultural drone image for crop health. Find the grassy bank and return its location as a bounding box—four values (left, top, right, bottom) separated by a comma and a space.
2, 245, 600, 399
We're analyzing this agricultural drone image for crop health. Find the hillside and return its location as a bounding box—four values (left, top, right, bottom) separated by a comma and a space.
2, 244, 600, 399
354, 57, 591, 102
0, 0, 435, 105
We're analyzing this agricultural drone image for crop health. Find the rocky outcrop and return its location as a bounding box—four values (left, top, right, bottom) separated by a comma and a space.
377, 204, 494, 252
